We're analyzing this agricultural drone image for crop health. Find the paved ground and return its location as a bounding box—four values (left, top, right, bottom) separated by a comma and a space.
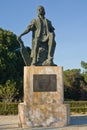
0, 115, 87, 130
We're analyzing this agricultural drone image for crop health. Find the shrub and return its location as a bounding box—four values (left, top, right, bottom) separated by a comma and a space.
0, 102, 18, 115
65, 101, 87, 114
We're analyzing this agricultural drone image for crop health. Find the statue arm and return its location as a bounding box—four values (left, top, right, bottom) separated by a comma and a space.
19, 28, 30, 38
18, 19, 36, 39
47, 20, 55, 32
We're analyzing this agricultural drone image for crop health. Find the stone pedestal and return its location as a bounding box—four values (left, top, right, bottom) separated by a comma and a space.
18, 66, 70, 128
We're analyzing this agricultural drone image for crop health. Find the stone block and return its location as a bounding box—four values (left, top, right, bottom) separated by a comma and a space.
18, 66, 70, 128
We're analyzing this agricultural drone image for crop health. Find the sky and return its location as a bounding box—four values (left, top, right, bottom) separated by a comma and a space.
0, 0, 87, 70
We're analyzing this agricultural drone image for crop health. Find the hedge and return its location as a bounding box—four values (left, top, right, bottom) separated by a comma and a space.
70, 107, 87, 113
0, 101, 87, 115
0, 102, 18, 115
65, 101, 87, 114
65, 101, 87, 107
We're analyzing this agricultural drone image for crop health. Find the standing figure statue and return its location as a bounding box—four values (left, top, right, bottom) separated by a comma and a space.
17, 5, 56, 66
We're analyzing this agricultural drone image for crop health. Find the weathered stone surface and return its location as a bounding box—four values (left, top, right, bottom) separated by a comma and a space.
18, 66, 70, 128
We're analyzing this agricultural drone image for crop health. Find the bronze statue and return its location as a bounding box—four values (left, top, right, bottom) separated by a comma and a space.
17, 5, 56, 66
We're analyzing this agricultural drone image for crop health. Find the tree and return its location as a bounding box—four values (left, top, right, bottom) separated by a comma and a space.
0, 28, 27, 99
81, 61, 87, 83
64, 69, 87, 100
81, 61, 87, 71
0, 28, 20, 83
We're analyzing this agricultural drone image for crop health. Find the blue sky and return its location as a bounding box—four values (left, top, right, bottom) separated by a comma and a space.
0, 0, 87, 70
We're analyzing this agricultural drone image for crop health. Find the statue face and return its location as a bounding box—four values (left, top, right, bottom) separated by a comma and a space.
37, 6, 45, 16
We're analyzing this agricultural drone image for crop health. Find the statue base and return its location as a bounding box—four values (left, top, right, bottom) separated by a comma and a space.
18, 66, 70, 128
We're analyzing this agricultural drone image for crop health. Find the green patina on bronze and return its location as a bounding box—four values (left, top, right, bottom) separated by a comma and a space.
17, 6, 56, 66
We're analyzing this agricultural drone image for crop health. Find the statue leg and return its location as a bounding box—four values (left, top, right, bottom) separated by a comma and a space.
31, 38, 39, 65
47, 32, 56, 60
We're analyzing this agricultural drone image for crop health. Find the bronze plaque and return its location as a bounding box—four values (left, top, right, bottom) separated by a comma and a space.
33, 74, 57, 92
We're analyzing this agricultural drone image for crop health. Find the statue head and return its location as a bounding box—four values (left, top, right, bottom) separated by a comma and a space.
37, 5, 45, 17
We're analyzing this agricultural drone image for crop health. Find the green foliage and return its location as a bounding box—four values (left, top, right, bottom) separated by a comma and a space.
1, 101, 87, 115
0, 28, 25, 99
81, 61, 87, 70
65, 101, 87, 107
0, 102, 18, 115
64, 69, 87, 100
65, 101, 87, 114
0, 80, 19, 102
81, 61, 87, 82
70, 107, 87, 114
81, 73, 87, 83
0, 28, 23, 83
